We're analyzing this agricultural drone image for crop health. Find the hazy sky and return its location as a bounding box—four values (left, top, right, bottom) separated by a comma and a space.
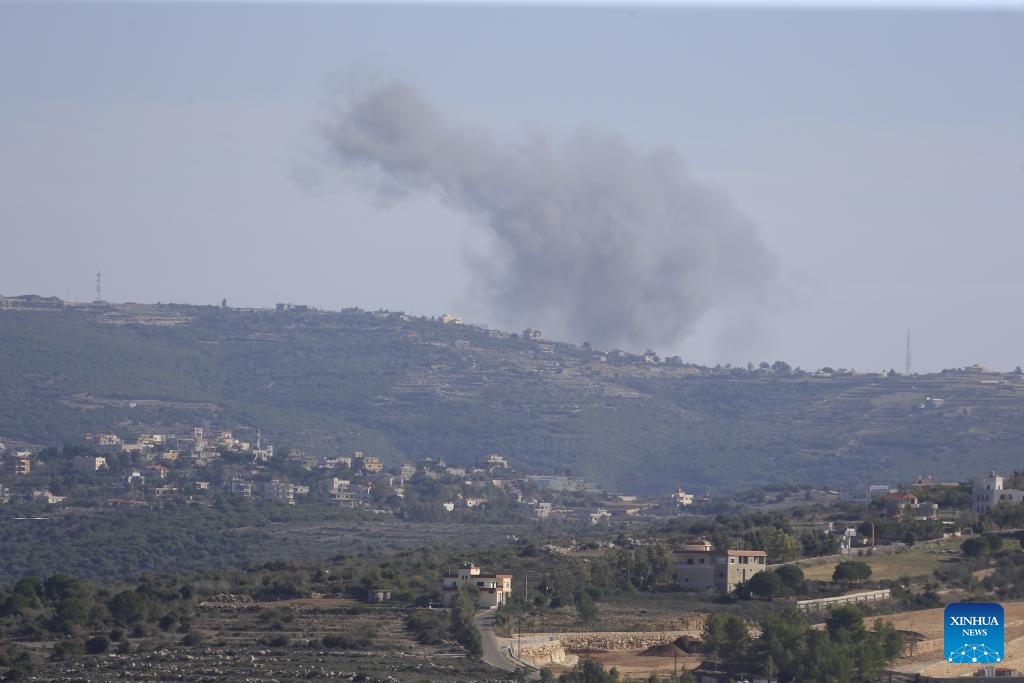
2, 2, 1022, 372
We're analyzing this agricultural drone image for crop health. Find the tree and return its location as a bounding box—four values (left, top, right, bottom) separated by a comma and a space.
702, 613, 751, 674
962, 536, 989, 558
765, 528, 801, 563
747, 571, 784, 600
755, 608, 808, 682
775, 565, 804, 595
832, 561, 872, 585
449, 591, 482, 658
107, 590, 147, 626
576, 590, 599, 624
825, 605, 866, 642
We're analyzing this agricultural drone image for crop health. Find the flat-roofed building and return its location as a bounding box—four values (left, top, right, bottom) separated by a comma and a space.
441, 563, 512, 609
675, 541, 768, 594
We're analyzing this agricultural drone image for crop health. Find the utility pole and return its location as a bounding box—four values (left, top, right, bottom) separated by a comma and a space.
905, 329, 912, 376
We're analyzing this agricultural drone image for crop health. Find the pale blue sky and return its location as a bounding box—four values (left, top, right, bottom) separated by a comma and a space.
2, 2, 1022, 372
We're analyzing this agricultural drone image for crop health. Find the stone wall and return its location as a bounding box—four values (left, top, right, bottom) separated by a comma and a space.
518, 641, 576, 668
560, 630, 688, 651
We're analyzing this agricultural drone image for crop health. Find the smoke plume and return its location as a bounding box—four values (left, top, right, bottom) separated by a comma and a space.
322, 81, 778, 351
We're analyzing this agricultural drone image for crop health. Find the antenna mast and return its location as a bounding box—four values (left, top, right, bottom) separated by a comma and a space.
95, 270, 102, 303
905, 329, 912, 376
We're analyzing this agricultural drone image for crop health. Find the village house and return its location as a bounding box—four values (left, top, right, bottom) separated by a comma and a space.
823, 523, 858, 552
143, 463, 170, 480
674, 540, 768, 594
671, 488, 695, 507
581, 508, 612, 525
120, 470, 145, 491
152, 484, 177, 498
441, 563, 513, 609
32, 489, 67, 505
121, 442, 151, 456
352, 452, 383, 473
9, 452, 32, 476
85, 432, 123, 453
264, 479, 301, 505
0, 482, 10, 504
229, 475, 253, 497
484, 453, 509, 469
880, 492, 918, 517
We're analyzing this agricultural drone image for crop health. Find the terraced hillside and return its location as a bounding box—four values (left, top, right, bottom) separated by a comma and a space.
2, 302, 1023, 493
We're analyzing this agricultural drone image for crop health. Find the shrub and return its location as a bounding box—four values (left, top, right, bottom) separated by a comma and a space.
181, 631, 207, 647
85, 635, 110, 654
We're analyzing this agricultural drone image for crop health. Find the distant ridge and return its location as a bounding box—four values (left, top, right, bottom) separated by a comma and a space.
2, 300, 1023, 493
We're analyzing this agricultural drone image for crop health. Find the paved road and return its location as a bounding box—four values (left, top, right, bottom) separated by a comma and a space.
475, 611, 519, 673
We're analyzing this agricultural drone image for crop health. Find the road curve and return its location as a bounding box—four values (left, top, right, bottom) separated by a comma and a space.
475, 611, 519, 673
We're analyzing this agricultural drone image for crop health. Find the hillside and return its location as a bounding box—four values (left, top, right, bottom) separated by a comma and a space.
2, 300, 1024, 493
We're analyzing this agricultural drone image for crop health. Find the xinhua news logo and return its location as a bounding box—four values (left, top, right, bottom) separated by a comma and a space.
944, 602, 1004, 664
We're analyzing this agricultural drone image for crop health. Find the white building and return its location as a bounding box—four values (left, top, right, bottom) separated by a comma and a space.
973, 472, 1024, 514
441, 563, 512, 609
672, 488, 695, 507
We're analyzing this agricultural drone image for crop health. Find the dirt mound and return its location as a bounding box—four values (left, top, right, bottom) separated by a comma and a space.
640, 643, 686, 657
674, 636, 703, 653
640, 638, 701, 657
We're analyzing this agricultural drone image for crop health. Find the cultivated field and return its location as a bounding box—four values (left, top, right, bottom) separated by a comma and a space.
19, 596, 507, 682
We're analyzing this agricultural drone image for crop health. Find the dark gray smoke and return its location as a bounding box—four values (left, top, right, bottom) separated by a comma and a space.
322, 81, 778, 350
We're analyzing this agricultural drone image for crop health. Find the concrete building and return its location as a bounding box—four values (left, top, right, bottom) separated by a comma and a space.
484, 453, 509, 469
10, 453, 32, 476
352, 452, 383, 473
840, 485, 893, 504
973, 472, 1024, 514
441, 563, 512, 609
675, 540, 768, 594
228, 475, 253, 497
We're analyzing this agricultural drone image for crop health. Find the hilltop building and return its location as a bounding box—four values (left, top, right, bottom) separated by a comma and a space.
674, 540, 768, 594
973, 472, 1024, 515
441, 563, 512, 609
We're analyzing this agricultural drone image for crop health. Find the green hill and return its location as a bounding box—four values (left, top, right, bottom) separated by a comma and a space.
2, 301, 1023, 493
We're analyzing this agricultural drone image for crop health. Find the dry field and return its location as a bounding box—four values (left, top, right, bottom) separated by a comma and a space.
874, 600, 1024, 678
799, 539, 969, 582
